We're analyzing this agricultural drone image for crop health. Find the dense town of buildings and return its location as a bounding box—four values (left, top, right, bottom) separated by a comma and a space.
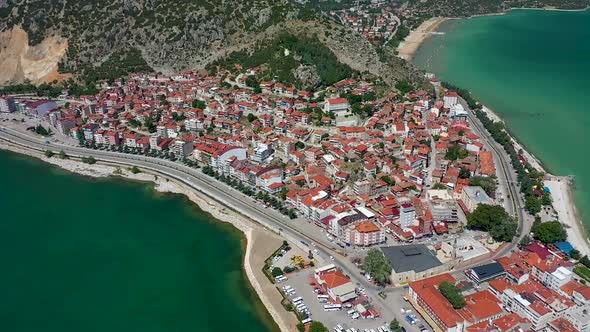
4, 64, 587, 331
407, 241, 590, 332
5, 69, 503, 249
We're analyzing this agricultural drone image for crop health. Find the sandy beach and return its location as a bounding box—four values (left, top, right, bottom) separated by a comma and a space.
397, 17, 447, 60
478, 104, 590, 255
0, 140, 298, 332
545, 178, 590, 257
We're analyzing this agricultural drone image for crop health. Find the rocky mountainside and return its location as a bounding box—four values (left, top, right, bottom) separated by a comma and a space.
1, 0, 305, 72
0, 0, 430, 88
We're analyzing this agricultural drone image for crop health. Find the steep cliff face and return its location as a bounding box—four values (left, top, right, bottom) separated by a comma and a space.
0, 25, 70, 85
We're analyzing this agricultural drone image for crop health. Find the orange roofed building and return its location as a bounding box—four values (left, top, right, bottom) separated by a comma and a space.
408, 273, 466, 332
314, 264, 357, 303
343, 220, 385, 247
409, 274, 507, 332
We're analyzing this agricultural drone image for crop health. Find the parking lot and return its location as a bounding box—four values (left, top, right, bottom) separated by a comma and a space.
279, 268, 398, 332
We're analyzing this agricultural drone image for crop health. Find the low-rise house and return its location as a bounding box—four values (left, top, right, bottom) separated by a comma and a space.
314, 264, 357, 303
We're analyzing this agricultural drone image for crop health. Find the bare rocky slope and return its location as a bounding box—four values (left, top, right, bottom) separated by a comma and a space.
0, 25, 70, 85
0, 0, 428, 88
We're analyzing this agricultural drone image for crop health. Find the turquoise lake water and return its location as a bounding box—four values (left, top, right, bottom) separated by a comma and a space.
0, 149, 277, 332
413, 9, 590, 231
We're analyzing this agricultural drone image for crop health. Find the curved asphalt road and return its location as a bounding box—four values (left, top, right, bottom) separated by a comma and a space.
0, 127, 378, 292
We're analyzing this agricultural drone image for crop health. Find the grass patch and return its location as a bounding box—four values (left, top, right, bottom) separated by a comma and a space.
574, 265, 590, 281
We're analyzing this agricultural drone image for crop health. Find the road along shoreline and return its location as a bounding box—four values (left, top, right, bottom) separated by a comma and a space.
0, 139, 298, 332
477, 105, 590, 256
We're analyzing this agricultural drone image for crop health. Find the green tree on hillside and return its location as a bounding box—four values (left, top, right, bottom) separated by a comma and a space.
395, 80, 415, 95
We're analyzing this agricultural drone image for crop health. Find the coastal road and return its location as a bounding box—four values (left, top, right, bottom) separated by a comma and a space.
0, 126, 390, 301
460, 98, 529, 258
0, 127, 345, 267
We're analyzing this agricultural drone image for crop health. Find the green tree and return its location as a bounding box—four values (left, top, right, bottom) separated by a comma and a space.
459, 168, 471, 179
144, 118, 157, 133
44, 150, 55, 158
519, 234, 532, 246
489, 219, 517, 243
532, 220, 567, 244
445, 144, 468, 161
35, 125, 50, 136
129, 166, 141, 174
279, 188, 289, 200
390, 319, 401, 331
309, 321, 329, 332
433, 183, 447, 189
380, 175, 393, 185
467, 204, 517, 242
541, 192, 552, 206
245, 75, 260, 90
362, 249, 391, 285
395, 80, 415, 95
295, 141, 305, 150
58, 150, 68, 159
570, 249, 581, 260
81, 156, 97, 164
525, 196, 542, 215
247, 113, 258, 122
271, 267, 283, 277
128, 118, 141, 127
296, 323, 305, 332
439, 281, 466, 309
469, 176, 497, 196
192, 99, 206, 109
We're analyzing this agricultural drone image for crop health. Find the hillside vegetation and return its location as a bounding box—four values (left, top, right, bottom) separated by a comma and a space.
211, 33, 355, 88
0, 0, 433, 90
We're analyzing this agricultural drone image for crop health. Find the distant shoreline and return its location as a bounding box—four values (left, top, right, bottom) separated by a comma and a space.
396, 17, 448, 61
398, 7, 589, 60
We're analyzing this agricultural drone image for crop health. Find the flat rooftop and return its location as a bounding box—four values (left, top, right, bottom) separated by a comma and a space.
381, 244, 442, 273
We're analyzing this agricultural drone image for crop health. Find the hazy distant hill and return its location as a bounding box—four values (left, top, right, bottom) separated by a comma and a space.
409, 0, 590, 17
